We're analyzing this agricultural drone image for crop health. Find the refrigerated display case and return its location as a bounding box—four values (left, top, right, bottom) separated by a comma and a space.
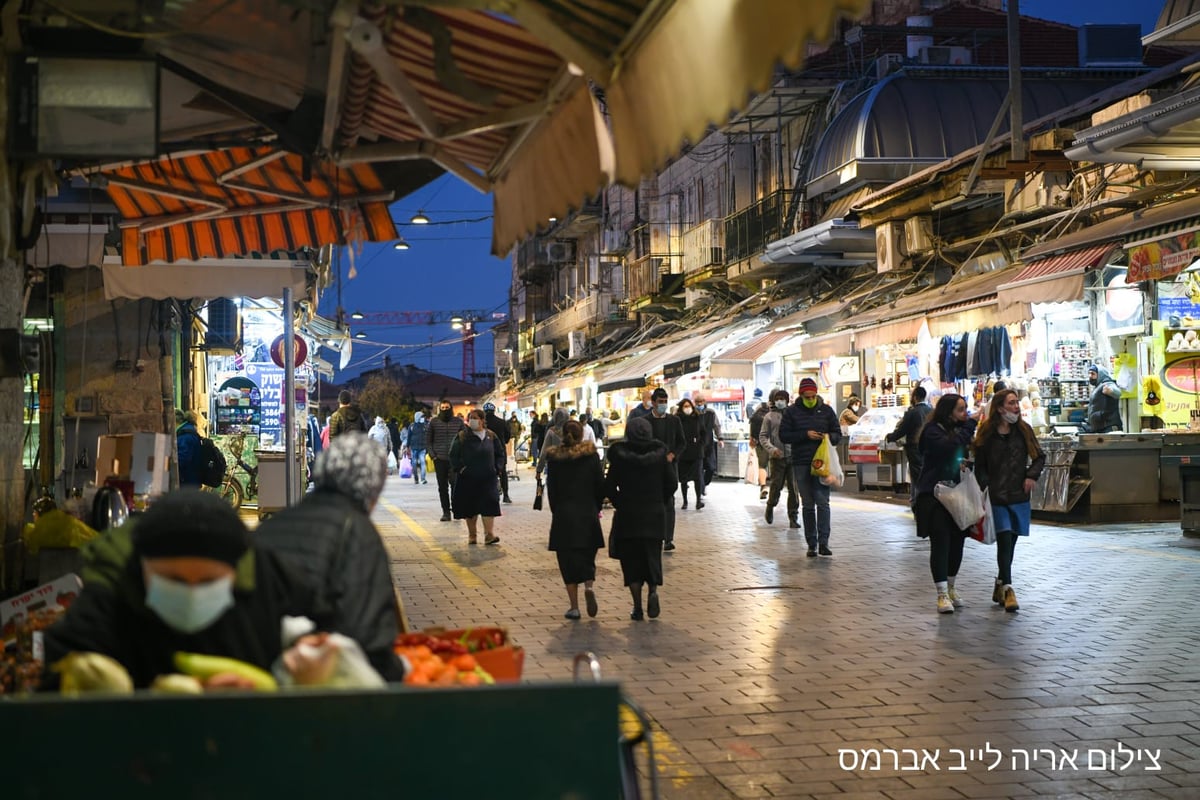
847, 406, 909, 491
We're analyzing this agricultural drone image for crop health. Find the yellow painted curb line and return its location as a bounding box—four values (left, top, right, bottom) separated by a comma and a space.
620, 703, 696, 786
378, 498, 485, 588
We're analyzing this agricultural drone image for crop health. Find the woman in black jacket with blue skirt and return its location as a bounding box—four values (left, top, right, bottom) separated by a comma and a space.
544, 420, 605, 619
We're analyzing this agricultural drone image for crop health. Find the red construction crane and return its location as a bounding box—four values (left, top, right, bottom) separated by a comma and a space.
346, 309, 508, 381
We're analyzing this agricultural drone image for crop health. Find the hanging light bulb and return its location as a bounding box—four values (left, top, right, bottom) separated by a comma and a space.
350, 310, 365, 320
410, 210, 430, 225
393, 238, 410, 250
355, 331, 367, 339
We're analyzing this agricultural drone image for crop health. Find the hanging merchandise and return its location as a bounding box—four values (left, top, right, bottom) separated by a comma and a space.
1112, 353, 1138, 395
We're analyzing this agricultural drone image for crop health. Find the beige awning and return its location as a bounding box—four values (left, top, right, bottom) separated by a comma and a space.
710, 331, 792, 380
102, 256, 309, 300
332, 0, 871, 255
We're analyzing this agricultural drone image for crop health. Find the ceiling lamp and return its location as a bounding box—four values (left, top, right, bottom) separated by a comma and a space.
393, 238, 410, 251
410, 210, 430, 225
350, 310, 365, 320
354, 331, 367, 339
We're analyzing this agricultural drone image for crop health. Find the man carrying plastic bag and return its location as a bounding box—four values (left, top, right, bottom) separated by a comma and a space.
780, 378, 842, 558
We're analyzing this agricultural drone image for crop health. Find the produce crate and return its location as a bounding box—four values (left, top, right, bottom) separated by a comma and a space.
424, 626, 524, 682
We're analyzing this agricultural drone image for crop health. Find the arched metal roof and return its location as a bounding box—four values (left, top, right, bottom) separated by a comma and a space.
806, 67, 1140, 197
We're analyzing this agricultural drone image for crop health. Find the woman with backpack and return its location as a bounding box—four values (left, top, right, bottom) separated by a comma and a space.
449, 408, 506, 545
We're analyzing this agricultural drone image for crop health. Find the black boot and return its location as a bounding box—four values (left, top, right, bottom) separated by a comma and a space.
681, 489, 688, 510
629, 582, 644, 620
788, 515, 800, 529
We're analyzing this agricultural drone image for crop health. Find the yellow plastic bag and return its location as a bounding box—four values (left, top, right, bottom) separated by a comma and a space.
811, 435, 832, 478
22, 510, 98, 556
425, 452, 436, 473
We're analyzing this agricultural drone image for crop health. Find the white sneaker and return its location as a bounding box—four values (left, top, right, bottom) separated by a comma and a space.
936, 592, 955, 614
947, 586, 964, 609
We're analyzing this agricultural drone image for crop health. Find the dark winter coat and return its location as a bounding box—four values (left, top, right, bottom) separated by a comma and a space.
1086, 368, 1122, 433
915, 417, 978, 497
176, 422, 201, 486
885, 400, 933, 471
428, 413, 466, 460
485, 411, 511, 445
778, 398, 842, 468
387, 420, 403, 452
748, 404, 769, 442
406, 419, 427, 451
449, 427, 505, 518
43, 524, 332, 689
974, 424, 1046, 507
604, 438, 677, 548
329, 404, 369, 438
543, 440, 605, 552
676, 411, 704, 462
647, 412, 686, 460
254, 489, 406, 681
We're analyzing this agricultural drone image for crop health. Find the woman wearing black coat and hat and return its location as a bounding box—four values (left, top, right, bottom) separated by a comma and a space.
605, 416, 678, 620
543, 420, 605, 619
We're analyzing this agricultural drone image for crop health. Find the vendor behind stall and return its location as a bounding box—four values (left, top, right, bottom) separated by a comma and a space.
43, 489, 333, 689
1084, 365, 1122, 434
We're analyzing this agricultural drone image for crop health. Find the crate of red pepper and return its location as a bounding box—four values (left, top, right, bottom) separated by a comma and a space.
403, 626, 524, 683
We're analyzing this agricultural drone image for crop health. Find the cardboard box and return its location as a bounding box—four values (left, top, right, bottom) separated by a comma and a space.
95, 432, 170, 496
426, 627, 525, 682
1, 573, 82, 634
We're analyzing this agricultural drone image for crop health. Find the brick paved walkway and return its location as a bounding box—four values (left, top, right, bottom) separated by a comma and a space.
372, 463, 1200, 799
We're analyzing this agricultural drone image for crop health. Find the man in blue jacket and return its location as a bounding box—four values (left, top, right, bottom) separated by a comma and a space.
779, 378, 841, 557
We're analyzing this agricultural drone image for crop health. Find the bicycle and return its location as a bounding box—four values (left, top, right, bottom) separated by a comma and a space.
215, 432, 259, 510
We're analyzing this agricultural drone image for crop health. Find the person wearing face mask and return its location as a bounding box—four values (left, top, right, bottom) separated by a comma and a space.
674, 398, 704, 511
839, 395, 863, 431
255, 433, 408, 679
692, 394, 722, 492
42, 489, 332, 689
406, 411, 428, 485
779, 378, 842, 557
1083, 365, 1122, 433
428, 401, 466, 521
885, 386, 933, 506
759, 389, 799, 528
646, 388, 686, 550
627, 389, 655, 421
450, 409, 506, 545
973, 389, 1045, 613
914, 394, 978, 614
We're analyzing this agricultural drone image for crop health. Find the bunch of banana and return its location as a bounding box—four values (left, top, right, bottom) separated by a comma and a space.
173, 652, 278, 691
53, 652, 134, 695
150, 674, 205, 694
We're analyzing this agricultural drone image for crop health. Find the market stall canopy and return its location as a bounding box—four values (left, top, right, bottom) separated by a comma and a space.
594, 323, 744, 394
103, 147, 398, 266
332, 0, 872, 255
101, 255, 309, 301
710, 332, 792, 380
1065, 84, 1200, 171
997, 243, 1119, 312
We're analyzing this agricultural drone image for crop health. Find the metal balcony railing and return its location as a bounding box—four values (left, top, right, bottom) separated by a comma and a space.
724, 189, 789, 263
533, 293, 616, 345
682, 219, 725, 273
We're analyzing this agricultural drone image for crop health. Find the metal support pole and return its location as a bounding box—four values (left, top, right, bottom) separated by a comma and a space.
1007, 0, 1026, 162
283, 286, 296, 507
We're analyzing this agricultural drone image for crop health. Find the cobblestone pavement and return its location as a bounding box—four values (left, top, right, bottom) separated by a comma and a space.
372, 463, 1200, 799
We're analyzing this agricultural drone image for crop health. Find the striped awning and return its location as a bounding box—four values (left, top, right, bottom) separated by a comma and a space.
334, 0, 871, 255
105, 147, 397, 266
997, 243, 1118, 307
710, 332, 791, 380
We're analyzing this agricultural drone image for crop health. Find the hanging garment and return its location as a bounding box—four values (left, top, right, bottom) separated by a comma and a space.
976, 327, 994, 377
996, 326, 1012, 376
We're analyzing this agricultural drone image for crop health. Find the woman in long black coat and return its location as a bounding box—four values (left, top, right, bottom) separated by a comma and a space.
544, 420, 605, 619
605, 416, 678, 621
450, 409, 506, 545
674, 398, 705, 510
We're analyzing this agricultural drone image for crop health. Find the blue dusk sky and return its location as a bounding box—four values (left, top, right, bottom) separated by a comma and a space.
325, 0, 1169, 385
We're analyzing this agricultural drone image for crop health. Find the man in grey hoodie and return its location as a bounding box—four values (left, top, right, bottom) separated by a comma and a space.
759, 389, 799, 528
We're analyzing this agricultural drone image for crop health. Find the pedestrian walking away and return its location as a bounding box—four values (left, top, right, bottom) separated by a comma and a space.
387, 417, 403, 467
748, 398, 770, 499
605, 417, 677, 621
973, 389, 1045, 613
885, 386, 933, 505
483, 402, 513, 503
174, 409, 203, 488
528, 410, 544, 465
913, 393, 978, 614
328, 390, 369, 439
693, 394, 722, 493
536, 408, 571, 478
543, 420, 605, 620
450, 409, 505, 545
779, 378, 841, 557
428, 401, 466, 520
255, 432, 407, 680
646, 388, 685, 551
405, 411, 429, 485
759, 390, 799, 528
674, 398, 705, 511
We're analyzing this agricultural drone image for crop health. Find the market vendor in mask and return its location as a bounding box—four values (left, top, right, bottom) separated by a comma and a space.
43, 489, 333, 689
1084, 364, 1122, 434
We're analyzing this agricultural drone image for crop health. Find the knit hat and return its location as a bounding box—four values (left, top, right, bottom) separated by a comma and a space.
753, 388, 763, 398
798, 378, 819, 395
313, 432, 388, 512
626, 416, 652, 443
133, 488, 249, 566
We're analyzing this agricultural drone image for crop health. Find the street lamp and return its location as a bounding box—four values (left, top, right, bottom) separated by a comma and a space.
393, 237, 410, 250
410, 210, 430, 225
355, 331, 366, 339
450, 315, 464, 330
350, 310, 365, 320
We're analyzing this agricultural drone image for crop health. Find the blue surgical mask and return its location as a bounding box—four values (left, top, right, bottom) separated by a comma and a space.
655, 403, 668, 415
145, 572, 235, 634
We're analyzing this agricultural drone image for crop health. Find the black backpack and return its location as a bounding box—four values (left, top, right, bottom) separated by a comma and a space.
197, 437, 227, 487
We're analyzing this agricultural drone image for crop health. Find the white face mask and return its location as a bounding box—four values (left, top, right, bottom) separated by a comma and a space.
682, 407, 693, 415
775, 400, 787, 410
469, 419, 483, 431
145, 572, 234, 634
1001, 410, 1020, 424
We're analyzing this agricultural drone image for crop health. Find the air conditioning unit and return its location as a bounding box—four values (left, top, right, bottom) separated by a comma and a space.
600, 229, 629, 255
534, 344, 555, 371
875, 222, 904, 274
1078, 24, 1142, 67
538, 239, 576, 264
206, 298, 239, 354
920, 45, 972, 65
875, 53, 903, 80
1009, 173, 1073, 215
904, 216, 934, 254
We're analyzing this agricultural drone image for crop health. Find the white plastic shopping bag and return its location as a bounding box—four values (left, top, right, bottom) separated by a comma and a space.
819, 436, 844, 488
968, 492, 996, 544
933, 470, 985, 530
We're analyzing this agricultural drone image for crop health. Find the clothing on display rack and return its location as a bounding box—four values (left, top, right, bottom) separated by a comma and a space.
938, 326, 1012, 383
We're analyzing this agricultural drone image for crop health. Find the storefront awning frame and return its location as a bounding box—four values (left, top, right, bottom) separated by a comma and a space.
997, 243, 1118, 311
